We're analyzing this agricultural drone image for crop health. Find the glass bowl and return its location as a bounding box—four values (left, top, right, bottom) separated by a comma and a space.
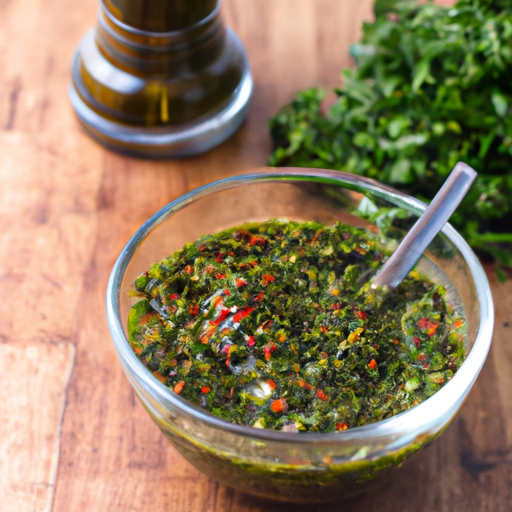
106, 168, 493, 503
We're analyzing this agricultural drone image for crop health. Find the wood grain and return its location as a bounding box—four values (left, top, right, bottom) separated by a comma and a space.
0, 343, 75, 512
1, 0, 511, 510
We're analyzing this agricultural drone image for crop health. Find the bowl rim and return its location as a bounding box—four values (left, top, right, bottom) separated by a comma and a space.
106, 167, 494, 443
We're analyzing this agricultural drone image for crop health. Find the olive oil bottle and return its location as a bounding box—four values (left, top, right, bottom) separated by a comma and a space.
69, 0, 252, 157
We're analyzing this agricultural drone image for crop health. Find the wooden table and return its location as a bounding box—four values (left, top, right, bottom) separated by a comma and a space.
1, 1, 511, 510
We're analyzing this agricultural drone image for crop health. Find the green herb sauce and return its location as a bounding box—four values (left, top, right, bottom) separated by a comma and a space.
128, 219, 466, 432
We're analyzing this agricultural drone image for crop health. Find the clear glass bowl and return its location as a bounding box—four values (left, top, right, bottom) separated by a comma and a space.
106, 168, 494, 503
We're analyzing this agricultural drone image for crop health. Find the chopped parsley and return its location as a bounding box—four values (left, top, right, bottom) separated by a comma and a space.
128, 219, 466, 432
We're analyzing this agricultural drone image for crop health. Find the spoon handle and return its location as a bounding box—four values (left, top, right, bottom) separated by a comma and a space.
371, 162, 477, 289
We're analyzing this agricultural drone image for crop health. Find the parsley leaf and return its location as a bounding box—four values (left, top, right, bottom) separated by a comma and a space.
269, 0, 512, 271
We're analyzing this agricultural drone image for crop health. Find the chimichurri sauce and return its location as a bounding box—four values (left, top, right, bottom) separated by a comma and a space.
128, 220, 466, 432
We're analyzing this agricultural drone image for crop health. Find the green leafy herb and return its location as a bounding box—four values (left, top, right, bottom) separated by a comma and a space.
269, 0, 512, 271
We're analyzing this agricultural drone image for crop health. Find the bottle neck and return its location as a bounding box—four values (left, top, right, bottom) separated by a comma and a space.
96, 0, 224, 76
102, 0, 220, 33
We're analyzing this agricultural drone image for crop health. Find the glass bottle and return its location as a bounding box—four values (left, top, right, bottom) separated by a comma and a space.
69, 0, 252, 158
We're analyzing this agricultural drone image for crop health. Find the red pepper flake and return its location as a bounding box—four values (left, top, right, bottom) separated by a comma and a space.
304, 383, 314, 391
454, 319, 464, 328
262, 273, 275, 286
355, 310, 367, 320
215, 273, 226, 279
255, 292, 265, 302
250, 260, 258, 267
336, 422, 349, 431
321, 351, 328, 359
189, 304, 199, 316
417, 317, 437, 336
426, 324, 438, 336
393, 339, 400, 346
249, 236, 266, 246
185, 265, 194, 274
152, 371, 166, 383
277, 333, 287, 343
210, 308, 231, 326
235, 277, 247, 288
229, 251, 235, 256
331, 303, 341, 310
233, 306, 254, 323
417, 318, 429, 329
246, 335, 256, 347
263, 342, 277, 360
169, 294, 179, 300
258, 319, 273, 331
270, 398, 287, 413
320, 326, 328, 333
266, 379, 277, 390
223, 289, 231, 296
270, 400, 283, 412
173, 381, 185, 394
200, 332, 212, 344
200, 386, 211, 394
417, 353, 427, 362
221, 343, 232, 354
368, 359, 377, 369
202, 264, 216, 274
413, 336, 421, 349
212, 296, 224, 308
316, 389, 328, 401
215, 253, 223, 263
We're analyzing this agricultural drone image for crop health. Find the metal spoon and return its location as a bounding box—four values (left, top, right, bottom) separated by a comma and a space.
370, 162, 477, 290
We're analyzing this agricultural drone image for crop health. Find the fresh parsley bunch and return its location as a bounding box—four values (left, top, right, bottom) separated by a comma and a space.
269, 0, 512, 275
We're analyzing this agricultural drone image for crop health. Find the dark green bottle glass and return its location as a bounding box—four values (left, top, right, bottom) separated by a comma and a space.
69, 0, 252, 158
